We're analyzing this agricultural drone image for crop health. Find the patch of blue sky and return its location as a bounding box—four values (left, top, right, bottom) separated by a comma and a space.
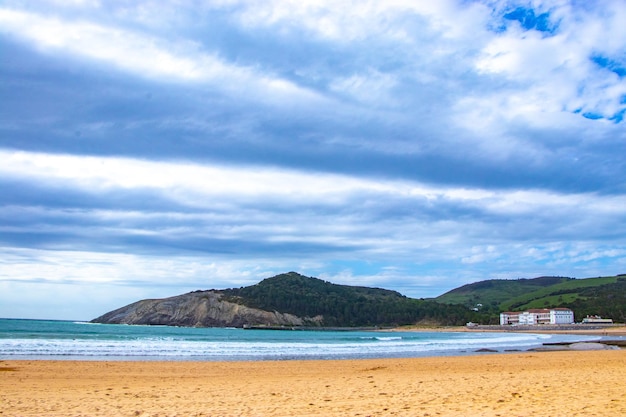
591, 55, 626, 78
610, 109, 625, 124
502, 7, 558, 34
582, 112, 604, 120
580, 107, 626, 124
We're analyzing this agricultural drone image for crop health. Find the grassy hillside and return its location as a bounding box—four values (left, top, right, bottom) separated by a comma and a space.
500, 276, 619, 311
435, 274, 626, 323
435, 276, 572, 308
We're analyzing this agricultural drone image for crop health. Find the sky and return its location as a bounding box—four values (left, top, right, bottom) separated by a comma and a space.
1, 0, 626, 321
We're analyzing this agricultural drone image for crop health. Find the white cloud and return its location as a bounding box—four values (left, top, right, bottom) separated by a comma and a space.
0, 247, 276, 287
13, 150, 626, 209
231, 0, 489, 43
461, 245, 498, 264
474, 2, 626, 122
0, 9, 204, 80
0, 8, 323, 105
1, 1, 626, 320
5, 149, 625, 219
0, 255, 284, 320
2, 149, 625, 266
329, 70, 399, 107
1, 150, 393, 202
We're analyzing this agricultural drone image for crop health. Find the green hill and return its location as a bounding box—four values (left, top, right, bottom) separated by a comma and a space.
93, 271, 626, 328
435, 274, 626, 323
222, 272, 476, 327
435, 276, 573, 308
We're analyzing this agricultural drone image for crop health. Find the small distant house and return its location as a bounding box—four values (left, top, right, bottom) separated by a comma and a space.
582, 315, 613, 324
500, 308, 574, 325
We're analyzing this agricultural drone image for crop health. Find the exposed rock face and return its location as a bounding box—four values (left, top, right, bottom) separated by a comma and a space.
91, 291, 317, 328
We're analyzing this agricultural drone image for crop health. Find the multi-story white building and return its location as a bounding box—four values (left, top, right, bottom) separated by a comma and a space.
550, 308, 576, 324
500, 308, 574, 325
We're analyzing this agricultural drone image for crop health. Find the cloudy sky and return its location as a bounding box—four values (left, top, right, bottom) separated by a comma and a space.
1, 1, 625, 320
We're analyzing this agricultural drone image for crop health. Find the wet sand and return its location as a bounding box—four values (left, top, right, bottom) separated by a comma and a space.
2, 350, 625, 416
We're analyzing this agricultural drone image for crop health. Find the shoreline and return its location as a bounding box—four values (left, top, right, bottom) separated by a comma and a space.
2, 323, 625, 362
2, 350, 625, 416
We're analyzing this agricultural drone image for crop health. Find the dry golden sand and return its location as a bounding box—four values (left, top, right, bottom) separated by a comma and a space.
1, 350, 625, 417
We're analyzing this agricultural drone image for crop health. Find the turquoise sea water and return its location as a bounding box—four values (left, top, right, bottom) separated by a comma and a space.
0, 318, 603, 361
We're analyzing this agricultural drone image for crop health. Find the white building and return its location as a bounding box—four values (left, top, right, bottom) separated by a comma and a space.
581, 315, 613, 324
500, 308, 574, 325
550, 308, 576, 324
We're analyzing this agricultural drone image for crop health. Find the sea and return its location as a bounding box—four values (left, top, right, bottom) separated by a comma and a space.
0, 318, 607, 361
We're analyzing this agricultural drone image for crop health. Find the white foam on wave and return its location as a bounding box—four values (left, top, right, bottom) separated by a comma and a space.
374, 336, 403, 341
0, 334, 554, 359
0, 323, 603, 361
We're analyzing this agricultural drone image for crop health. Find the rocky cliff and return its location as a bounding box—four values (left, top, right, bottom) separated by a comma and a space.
91, 290, 320, 328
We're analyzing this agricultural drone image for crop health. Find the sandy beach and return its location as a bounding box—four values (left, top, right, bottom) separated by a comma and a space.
2, 350, 625, 417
